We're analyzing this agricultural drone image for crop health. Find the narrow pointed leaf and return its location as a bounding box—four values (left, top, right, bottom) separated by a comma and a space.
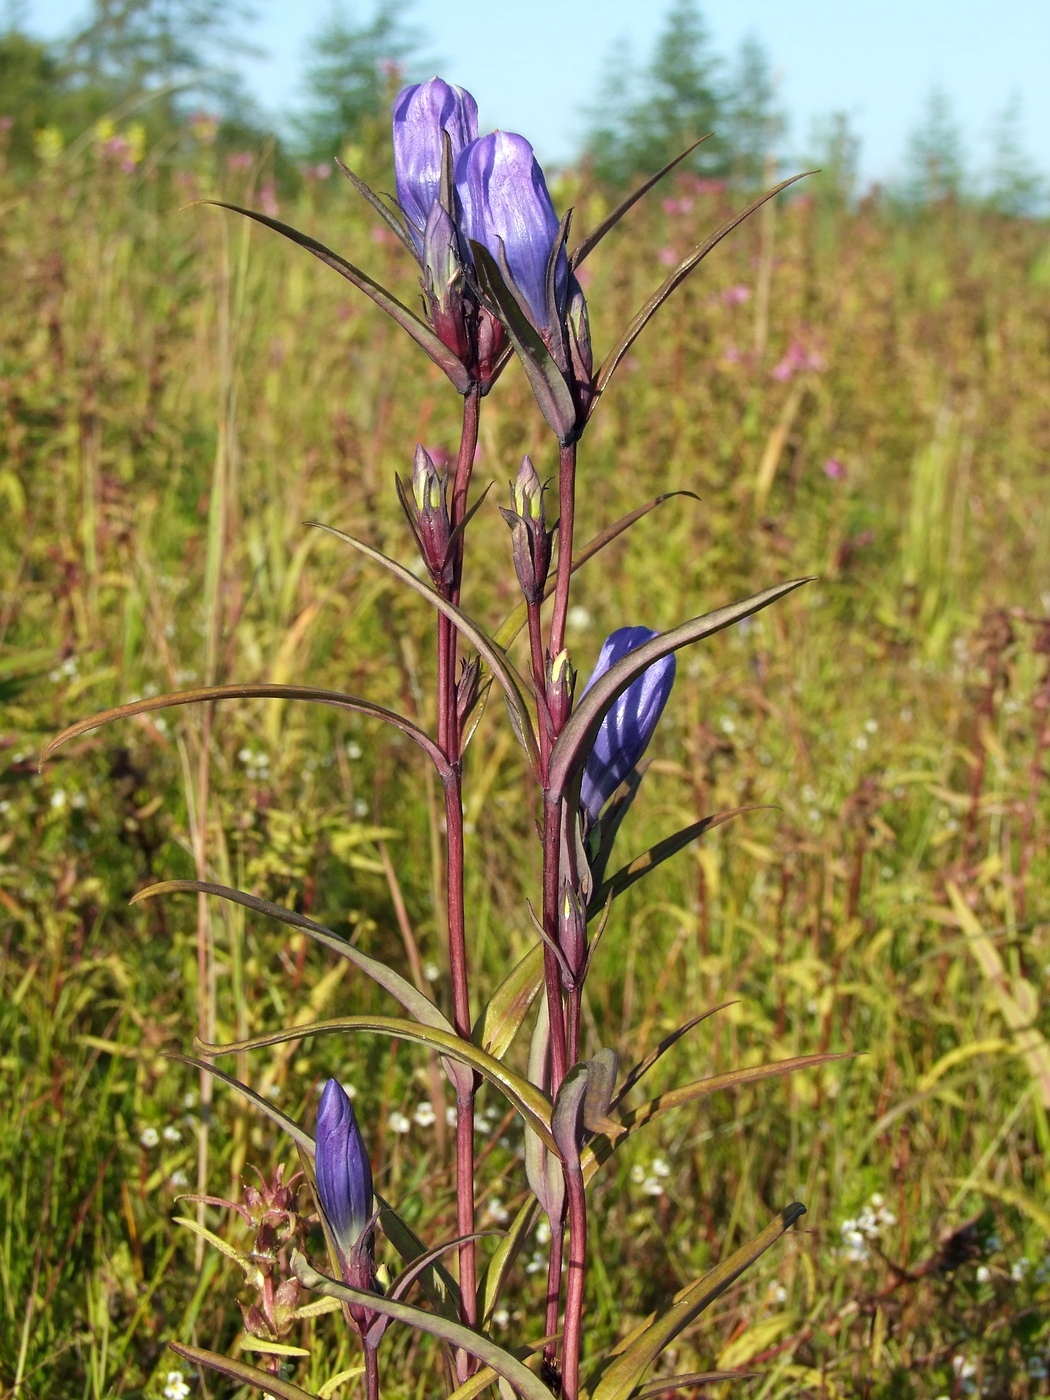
377, 1194, 461, 1320
547, 580, 811, 802
583, 1054, 852, 1183
570, 138, 711, 268
480, 1196, 539, 1323
38, 682, 449, 776
631, 1371, 752, 1397
589, 1205, 806, 1400
447, 1333, 560, 1400
594, 174, 812, 403
292, 1254, 553, 1400
198, 1014, 556, 1151
366, 1231, 502, 1347
206, 201, 472, 392
308, 522, 538, 766
472, 943, 545, 1059
589, 810, 756, 916
168, 1342, 319, 1400
167, 1052, 316, 1155
135, 881, 454, 1036
610, 1006, 732, 1113
172, 1216, 251, 1271
334, 158, 417, 258
470, 240, 578, 445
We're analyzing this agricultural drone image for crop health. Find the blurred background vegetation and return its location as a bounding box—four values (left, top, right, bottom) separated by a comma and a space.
1, 1, 1049, 1397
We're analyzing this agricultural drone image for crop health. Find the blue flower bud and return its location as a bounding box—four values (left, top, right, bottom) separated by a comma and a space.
579, 628, 676, 827
315, 1080, 374, 1265
454, 131, 568, 330
392, 79, 479, 252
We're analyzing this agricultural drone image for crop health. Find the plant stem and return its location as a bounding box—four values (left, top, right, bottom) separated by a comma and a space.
548, 441, 578, 662
541, 796, 569, 1092
543, 1217, 564, 1368
562, 1167, 587, 1400
364, 1341, 380, 1400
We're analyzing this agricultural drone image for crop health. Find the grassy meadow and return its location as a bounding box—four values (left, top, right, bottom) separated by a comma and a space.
2, 138, 1050, 1398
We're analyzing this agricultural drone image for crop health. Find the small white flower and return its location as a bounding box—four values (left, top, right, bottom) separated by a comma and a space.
445, 1105, 458, 1127
345, 741, 363, 760
629, 1164, 646, 1184
535, 1219, 551, 1246
651, 1158, 670, 1178
353, 798, 369, 818
423, 962, 440, 983
864, 719, 878, 734
566, 605, 592, 631
163, 1371, 191, 1400
641, 1176, 663, 1197
854, 734, 868, 752
170, 1170, 189, 1189
182, 1092, 197, 1108
140, 1127, 160, 1148
162, 1125, 181, 1143
525, 1251, 545, 1274
1010, 1257, 1030, 1281
413, 1102, 436, 1128
868, 1193, 884, 1209
483, 1198, 510, 1225
389, 1111, 412, 1134
50, 789, 67, 809
719, 715, 736, 734
491, 1307, 510, 1327
767, 1282, 788, 1304
341, 1082, 357, 1100
976, 1265, 991, 1283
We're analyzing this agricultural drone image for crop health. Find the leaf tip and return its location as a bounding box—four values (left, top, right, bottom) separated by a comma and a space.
781, 1201, 807, 1229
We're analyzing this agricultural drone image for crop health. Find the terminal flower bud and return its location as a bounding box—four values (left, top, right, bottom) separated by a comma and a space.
315, 1080, 375, 1290
393, 78, 478, 251
398, 445, 453, 589
500, 455, 552, 604
579, 627, 676, 827
558, 881, 587, 989
422, 202, 471, 362
454, 131, 568, 330
546, 648, 576, 736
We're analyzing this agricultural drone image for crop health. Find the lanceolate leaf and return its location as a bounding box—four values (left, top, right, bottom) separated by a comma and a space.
367, 1231, 502, 1346
609, 1005, 733, 1113
377, 1194, 462, 1321
582, 1054, 852, 1183
292, 1255, 554, 1400
588, 810, 755, 916
587, 1205, 806, 1400
167, 1052, 316, 1156
168, 1342, 320, 1400
492, 492, 701, 652
570, 138, 711, 269
630, 1373, 744, 1397
308, 522, 538, 768
593, 173, 812, 405
334, 158, 417, 259
199, 1015, 557, 1151
38, 683, 449, 777
206, 201, 472, 393
480, 1196, 539, 1324
470, 240, 579, 446
547, 580, 810, 803
134, 881, 455, 1037
472, 943, 545, 1059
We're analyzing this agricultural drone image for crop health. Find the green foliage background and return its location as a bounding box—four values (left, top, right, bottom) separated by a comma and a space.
1, 103, 1050, 1399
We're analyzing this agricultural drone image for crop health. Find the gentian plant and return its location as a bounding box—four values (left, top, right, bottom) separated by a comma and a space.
45, 77, 836, 1400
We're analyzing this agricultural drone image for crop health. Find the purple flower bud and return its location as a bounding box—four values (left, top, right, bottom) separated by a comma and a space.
500, 455, 552, 604
454, 132, 568, 329
399, 444, 453, 589
315, 1080, 373, 1263
579, 628, 676, 827
393, 79, 479, 251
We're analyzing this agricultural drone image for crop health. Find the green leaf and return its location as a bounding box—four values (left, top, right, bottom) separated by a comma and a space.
587, 1205, 806, 1400
333, 157, 417, 258
472, 943, 545, 1059
493, 492, 700, 653
169, 1341, 320, 1400
583, 1054, 851, 1184
570, 138, 711, 269
470, 240, 579, 446
630, 1372, 746, 1397
135, 881, 454, 1038
593, 174, 812, 406
199, 1014, 557, 1152
172, 1217, 252, 1273
308, 522, 538, 769
547, 580, 811, 803
480, 1196, 539, 1324
38, 682, 449, 776
588, 810, 755, 916
376, 1194, 462, 1321
292, 1254, 554, 1400
206, 201, 473, 393
610, 1006, 732, 1113
366, 1231, 502, 1346
167, 1052, 316, 1156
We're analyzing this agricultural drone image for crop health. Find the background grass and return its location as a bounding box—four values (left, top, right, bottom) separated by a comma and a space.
2, 139, 1050, 1399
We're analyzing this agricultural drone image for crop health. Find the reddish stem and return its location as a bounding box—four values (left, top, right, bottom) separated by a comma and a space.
562, 1166, 587, 1400
548, 441, 577, 662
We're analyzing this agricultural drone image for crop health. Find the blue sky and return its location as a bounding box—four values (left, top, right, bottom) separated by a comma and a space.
23, 0, 1050, 183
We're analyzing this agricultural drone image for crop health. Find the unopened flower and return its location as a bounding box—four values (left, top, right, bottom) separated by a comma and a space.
393, 79, 478, 251
501, 455, 553, 604
315, 1079, 375, 1289
454, 131, 567, 331
579, 627, 676, 827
